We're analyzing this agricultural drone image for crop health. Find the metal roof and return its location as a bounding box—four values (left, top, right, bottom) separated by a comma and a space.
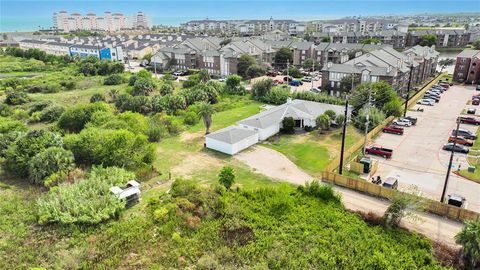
206, 126, 258, 144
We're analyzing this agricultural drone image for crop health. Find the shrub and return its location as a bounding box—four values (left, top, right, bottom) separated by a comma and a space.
151, 113, 183, 135
252, 78, 273, 99
90, 93, 106, 103
40, 105, 65, 122
104, 74, 124, 85
145, 124, 168, 142
316, 114, 331, 131
455, 221, 480, 267
281, 117, 295, 134
159, 83, 174, 96
65, 127, 154, 169
246, 65, 265, 78
28, 147, 75, 185
286, 67, 302, 78
133, 77, 156, 96
218, 166, 235, 190
324, 109, 336, 120
37, 166, 134, 225
262, 86, 290, 104
183, 74, 201, 88
225, 74, 245, 95
128, 74, 138, 86
297, 181, 341, 203
0, 103, 13, 117
353, 107, 385, 131
335, 114, 345, 126
60, 80, 76, 90
57, 102, 111, 133
183, 111, 199, 125
5, 90, 29, 105
5, 130, 63, 177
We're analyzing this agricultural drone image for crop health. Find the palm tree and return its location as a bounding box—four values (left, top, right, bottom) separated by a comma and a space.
198, 69, 211, 83
455, 221, 480, 267
197, 102, 215, 134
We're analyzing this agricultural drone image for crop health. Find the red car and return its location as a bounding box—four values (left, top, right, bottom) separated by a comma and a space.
448, 136, 474, 146
365, 145, 393, 159
458, 116, 480, 125
383, 125, 404, 135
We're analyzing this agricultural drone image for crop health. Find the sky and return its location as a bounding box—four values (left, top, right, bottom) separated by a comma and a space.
1, 0, 480, 31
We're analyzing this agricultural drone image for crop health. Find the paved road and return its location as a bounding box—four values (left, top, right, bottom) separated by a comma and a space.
372, 85, 480, 212
237, 145, 464, 247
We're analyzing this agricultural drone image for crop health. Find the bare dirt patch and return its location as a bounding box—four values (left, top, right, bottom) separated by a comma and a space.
171, 151, 224, 178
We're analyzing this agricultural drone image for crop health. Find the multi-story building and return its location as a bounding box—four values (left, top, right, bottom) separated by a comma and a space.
453, 50, 480, 83
52, 11, 149, 32
406, 30, 470, 48
321, 45, 438, 94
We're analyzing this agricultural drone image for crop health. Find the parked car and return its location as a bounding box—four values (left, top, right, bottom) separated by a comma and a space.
467, 108, 476, 114
392, 118, 412, 127
473, 99, 480, 106
365, 145, 393, 159
429, 88, 443, 94
476, 85, 480, 91
382, 177, 398, 190
301, 77, 312, 82
283, 76, 293, 82
448, 136, 474, 146
433, 84, 447, 90
310, 87, 321, 93
424, 94, 440, 102
425, 91, 441, 97
173, 70, 187, 76
289, 80, 303, 86
438, 82, 450, 88
404, 116, 417, 125
447, 194, 466, 208
383, 125, 404, 135
442, 143, 469, 153
458, 116, 480, 125
273, 79, 283, 85
266, 71, 277, 77
417, 99, 434, 106
452, 128, 477, 140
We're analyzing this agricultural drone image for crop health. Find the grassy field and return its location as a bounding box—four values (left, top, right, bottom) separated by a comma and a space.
262, 126, 363, 177
459, 128, 480, 183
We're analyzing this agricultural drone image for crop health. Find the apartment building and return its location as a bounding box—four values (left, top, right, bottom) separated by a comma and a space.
453, 50, 480, 83
321, 45, 438, 94
181, 17, 306, 36
310, 19, 402, 34
406, 30, 470, 48
53, 11, 149, 32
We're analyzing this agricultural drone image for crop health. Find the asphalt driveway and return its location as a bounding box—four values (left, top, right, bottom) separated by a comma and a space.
371, 85, 480, 211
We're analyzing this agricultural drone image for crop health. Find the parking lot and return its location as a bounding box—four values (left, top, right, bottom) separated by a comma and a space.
369, 85, 480, 212
249, 74, 322, 92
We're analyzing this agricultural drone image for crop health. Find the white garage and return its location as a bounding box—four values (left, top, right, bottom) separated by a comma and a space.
205, 126, 259, 155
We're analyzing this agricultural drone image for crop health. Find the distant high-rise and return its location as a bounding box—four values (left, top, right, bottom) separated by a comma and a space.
52, 11, 149, 32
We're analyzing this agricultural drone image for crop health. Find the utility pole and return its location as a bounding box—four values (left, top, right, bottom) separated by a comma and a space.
311, 58, 315, 90
441, 118, 461, 203
363, 88, 372, 155
339, 96, 349, 175
404, 64, 414, 117
286, 59, 290, 82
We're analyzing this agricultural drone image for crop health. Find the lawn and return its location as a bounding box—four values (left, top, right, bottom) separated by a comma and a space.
262, 125, 363, 177
459, 128, 480, 183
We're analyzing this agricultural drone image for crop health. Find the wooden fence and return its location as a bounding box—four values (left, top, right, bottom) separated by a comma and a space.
325, 73, 447, 173
322, 73, 480, 222
322, 171, 480, 222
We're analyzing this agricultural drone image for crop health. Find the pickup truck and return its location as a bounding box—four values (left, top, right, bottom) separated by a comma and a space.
383, 125, 404, 135
365, 145, 393, 159
458, 116, 480, 125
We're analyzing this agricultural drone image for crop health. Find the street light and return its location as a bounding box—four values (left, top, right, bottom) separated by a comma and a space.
440, 118, 461, 203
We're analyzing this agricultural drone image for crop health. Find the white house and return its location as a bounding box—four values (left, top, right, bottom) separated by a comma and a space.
206, 99, 349, 155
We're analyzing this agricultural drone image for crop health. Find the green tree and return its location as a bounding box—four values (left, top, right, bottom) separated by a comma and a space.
197, 102, 215, 134
383, 188, 425, 228
218, 166, 235, 190
252, 78, 273, 99
455, 221, 480, 267
159, 83, 174, 96
237, 54, 257, 78
142, 52, 153, 61
349, 81, 402, 117
321, 37, 331, 42
302, 58, 319, 71
225, 74, 245, 95
281, 117, 295, 134
417, 34, 437, 47
246, 65, 265, 78
339, 74, 360, 92
353, 107, 385, 131
28, 147, 75, 186
324, 109, 336, 120
473, 39, 480, 50
198, 69, 211, 82
286, 67, 302, 78
104, 74, 124, 85
5, 130, 63, 177
274, 48, 293, 69
57, 102, 111, 133
438, 58, 455, 73
316, 114, 331, 131
133, 77, 156, 96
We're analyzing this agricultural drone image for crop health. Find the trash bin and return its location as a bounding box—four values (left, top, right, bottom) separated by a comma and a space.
359, 157, 372, 174
468, 166, 476, 173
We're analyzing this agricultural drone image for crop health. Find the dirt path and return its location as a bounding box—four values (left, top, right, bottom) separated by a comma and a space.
236, 145, 464, 247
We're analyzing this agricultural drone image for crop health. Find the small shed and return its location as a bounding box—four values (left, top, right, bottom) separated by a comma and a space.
110, 180, 141, 207
205, 126, 259, 155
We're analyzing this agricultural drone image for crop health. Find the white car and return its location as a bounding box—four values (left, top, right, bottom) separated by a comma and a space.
417, 99, 434, 106
393, 118, 412, 127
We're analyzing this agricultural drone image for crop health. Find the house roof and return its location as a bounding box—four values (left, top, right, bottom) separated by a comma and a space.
205, 126, 258, 144
238, 99, 347, 129
455, 49, 480, 58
